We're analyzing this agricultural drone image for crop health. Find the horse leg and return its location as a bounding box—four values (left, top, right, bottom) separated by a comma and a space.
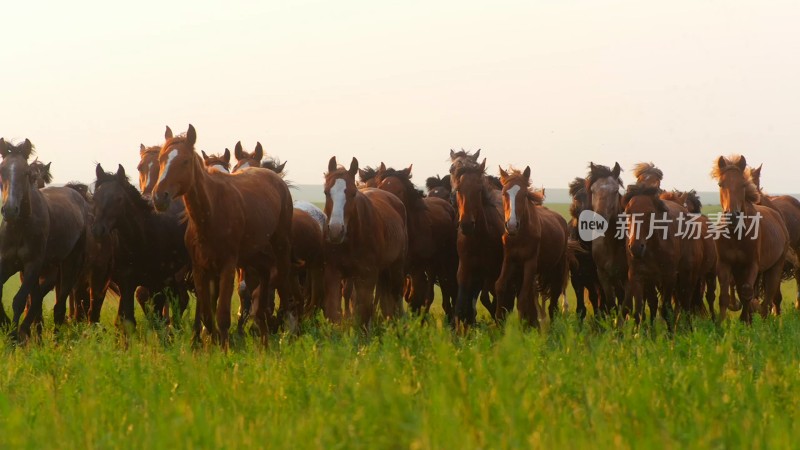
0, 263, 15, 328
493, 256, 516, 323
705, 272, 717, 322
516, 260, 538, 328
13, 263, 44, 340
322, 265, 344, 323
761, 260, 785, 319
795, 268, 800, 311
571, 276, 587, 321
189, 268, 213, 344
54, 258, 83, 327
408, 268, 427, 315
354, 275, 378, 330
215, 262, 236, 349
738, 262, 759, 324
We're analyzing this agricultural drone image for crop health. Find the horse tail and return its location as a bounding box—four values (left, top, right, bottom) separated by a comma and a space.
566, 238, 585, 270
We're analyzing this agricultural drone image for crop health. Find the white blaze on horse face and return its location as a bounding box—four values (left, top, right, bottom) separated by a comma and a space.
329, 178, 347, 232
157, 149, 179, 184
239, 162, 250, 170
506, 185, 521, 229
143, 162, 154, 189
211, 164, 229, 173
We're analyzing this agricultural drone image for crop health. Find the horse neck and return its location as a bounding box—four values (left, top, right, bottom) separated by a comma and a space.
597, 195, 624, 245
182, 156, 216, 236
475, 185, 502, 236
517, 194, 538, 233
116, 202, 150, 248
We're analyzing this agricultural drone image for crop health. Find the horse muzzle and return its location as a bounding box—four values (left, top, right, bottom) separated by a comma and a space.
629, 241, 647, 259
505, 220, 519, 236
1, 204, 20, 221
326, 223, 346, 244
152, 192, 171, 212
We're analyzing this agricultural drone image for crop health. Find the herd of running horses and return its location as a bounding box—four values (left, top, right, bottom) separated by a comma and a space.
0, 124, 798, 347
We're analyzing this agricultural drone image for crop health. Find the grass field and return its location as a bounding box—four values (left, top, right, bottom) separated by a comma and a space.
4, 203, 799, 450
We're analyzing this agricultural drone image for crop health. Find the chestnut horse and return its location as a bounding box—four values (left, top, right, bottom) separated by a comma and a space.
749, 164, 800, 311
633, 162, 663, 190
375, 164, 458, 318
152, 125, 295, 346
567, 177, 604, 319
425, 174, 452, 200
712, 155, 789, 323
451, 159, 509, 325
92, 164, 191, 327
137, 144, 163, 196
322, 157, 407, 326
201, 149, 231, 173
660, 189, 718, 319
585, 163, 626, 315
357, 166, 380, 188
0, 139, 90, 339
231, 141, 265, 172
495, 167, 569, 327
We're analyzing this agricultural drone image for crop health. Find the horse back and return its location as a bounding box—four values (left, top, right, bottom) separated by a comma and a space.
361, 188, 407, 265
754, 204, 789, 270
770, 196, 800, 247
536, 206, 568, 266
41, 186, 90, 259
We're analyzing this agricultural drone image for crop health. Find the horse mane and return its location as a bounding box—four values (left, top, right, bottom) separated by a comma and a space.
587, 163, 623, 187
29, 159, 53, 184
140, 145, 161, 156
632, 162, 663, 183
380, 167, 425, 208
711, 155, 760, 203
425, 174, 450, 191
622, 184, 663, 206
449, 149, 476, 161
261, 157, 286, 177
486, 175, 503, 190
95, 171, 153, 213
568, 177, 586, 197
660, 189, 702, 213
65, 182, 93, 202
358, 166, 378, 184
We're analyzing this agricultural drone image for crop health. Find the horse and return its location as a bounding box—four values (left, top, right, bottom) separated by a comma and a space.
137, 144, 163, 196
585, 162, 627, 315
660, 189, 718, 319
749, 164, 800, 312
152, 125, 296, 347
495, 167, 569, 327
425, 174, 452, 200
711, 155, 789, 323
451, 159, 509, 325
622, 184, 701, 329
91, 163, 191, 327
0, 139, 91, 340
375, 164, 458, 319
322, 157, 407, 326
357, 166, 380, 188
29, 160, 53, 189
567, 177, 605, 319
201, 149, 231, 173
633, 162, 664, 190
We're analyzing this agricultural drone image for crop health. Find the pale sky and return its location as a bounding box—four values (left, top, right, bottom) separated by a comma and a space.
3, 0, 799, 193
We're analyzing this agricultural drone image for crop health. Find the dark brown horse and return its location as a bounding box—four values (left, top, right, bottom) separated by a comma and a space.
375, 164, 458, 318
201, 149, 231, 173
585, 163, 627, 315
495, 167, 569, 327
660, 189, 718, 319
712, 155, 789, 322
567, 177, 604, 319
29, 160, 53, 189
0, 139, 91, 339
91, 163, 190, 327
322, 157, 407, 326
152, 125, 295, 346
451, 159, 508, 325
425, 174, 451, 200
749, 164, 800, 311
622, 185, 701, 328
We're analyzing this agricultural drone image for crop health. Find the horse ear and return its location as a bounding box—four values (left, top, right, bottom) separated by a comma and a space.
498, 166, 509, 184
0, 138, 7, 157
139, 143, 146, 155
223, 149, 231, 163
349, 158, 359, 177
186, 124, 197, 146
234, 141, 244, 160
165, 126, 173, 140
44, 162, 51, 172
96, 163, 105, 181
328, 156, 338, 174
276, 161, 287, 173
20, 139, 33, 159
201, 150, 209, 161
717, 156, 727, 172
402, 164, 413, 178
379, 162, 386, 172
116, 164, 126, 179
523, 166, 531, 180
254, 142, 263, 161
754, 163, 763, 176
736, 156, 747, 171
449, 149, 456, 159
472, 149, 481, 161
479, 158, 486, 172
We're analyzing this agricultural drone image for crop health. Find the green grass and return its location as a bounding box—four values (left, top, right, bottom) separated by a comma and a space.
1, 203, 797, 450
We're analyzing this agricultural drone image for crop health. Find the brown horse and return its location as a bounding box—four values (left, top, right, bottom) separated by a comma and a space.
622, 185, 701, 328
712, 155, 789, 322
375, 164, 458, 318
749, 164, 800, 311
425, 174, 451, 200
660, 189, 718, 319
322, 157, 407, 326
585, 163, 627, 315
357, 166, 380, 188
231, 141, 264, 172
137, 144, 163, 196
0, 139, 91, 339
567, 177, 605, 319
451, 159, 508, 325
495, 167, 569, 327
29, 160, 53, 189
152, 125, 295, 346
633, 162, 663, 190
201, 149, 231, 173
